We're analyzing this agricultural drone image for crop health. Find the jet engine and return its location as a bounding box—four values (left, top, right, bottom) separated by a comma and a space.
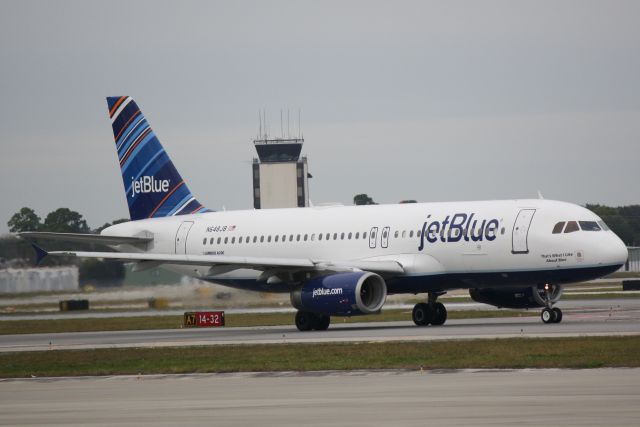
290, 271, 387, 316
469, 284, 563, 309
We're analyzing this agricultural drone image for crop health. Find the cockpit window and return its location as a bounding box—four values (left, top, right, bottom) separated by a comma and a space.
564, 221, 579, 233
579, 221, 601, 231
597, 220, 610, 231
552, 222, 565, 234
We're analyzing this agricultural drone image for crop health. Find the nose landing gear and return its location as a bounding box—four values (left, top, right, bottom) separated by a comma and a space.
540, 284, 563, 324
412, 292, 447, 326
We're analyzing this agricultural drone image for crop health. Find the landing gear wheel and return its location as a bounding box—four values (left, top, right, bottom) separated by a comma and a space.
313, 315, 331, 331
431, 302, 447, 326
541, 308, 556, 324
412, 303, 432, 326
552, 307, 563, 323
295, 311, 316, 331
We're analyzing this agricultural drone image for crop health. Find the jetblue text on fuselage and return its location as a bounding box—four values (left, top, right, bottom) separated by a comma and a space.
131, 176, 170, 198
418, 213, 500, 251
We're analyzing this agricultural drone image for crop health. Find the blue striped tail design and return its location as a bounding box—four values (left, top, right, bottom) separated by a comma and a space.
106, 96, 210, 220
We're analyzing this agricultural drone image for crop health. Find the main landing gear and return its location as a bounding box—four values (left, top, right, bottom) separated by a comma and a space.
412, 292, 447, 326
295, 311, 331, 331
540, 283, 563, 324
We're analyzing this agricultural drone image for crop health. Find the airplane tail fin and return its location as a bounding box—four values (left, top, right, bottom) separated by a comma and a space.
106, 96, 210, 221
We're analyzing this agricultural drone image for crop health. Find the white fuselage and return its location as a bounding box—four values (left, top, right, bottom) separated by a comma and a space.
103, 199, 628, 293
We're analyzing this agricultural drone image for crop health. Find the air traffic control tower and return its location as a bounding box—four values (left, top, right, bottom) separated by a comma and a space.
252, 137, 309, 209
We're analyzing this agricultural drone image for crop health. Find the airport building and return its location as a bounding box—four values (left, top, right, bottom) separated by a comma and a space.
252, 137, 309, 209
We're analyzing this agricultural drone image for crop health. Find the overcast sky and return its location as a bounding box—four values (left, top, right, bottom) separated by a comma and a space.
1, 0, 639, 233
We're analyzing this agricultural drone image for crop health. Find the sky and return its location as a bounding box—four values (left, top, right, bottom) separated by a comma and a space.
1, 0, 639, 233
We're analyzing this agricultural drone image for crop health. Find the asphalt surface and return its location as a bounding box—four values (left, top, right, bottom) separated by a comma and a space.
1, 369, 639, 426
1, 299, 639, 352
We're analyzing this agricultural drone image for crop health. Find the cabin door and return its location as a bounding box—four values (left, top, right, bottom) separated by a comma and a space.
175, 221, 194, 254
512, 209, 536, 254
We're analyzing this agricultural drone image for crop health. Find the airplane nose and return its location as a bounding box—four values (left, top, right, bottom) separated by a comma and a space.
606, 234, 628, 266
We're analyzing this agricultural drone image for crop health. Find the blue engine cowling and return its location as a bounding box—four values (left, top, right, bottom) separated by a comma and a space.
290, 272, 387, 316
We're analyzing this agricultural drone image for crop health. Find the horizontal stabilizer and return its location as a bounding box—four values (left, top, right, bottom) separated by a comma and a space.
18, 232, 152, 246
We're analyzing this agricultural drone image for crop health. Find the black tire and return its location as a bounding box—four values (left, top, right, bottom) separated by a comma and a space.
313, 315, 331, 331
431, 302, 447, 326
412, 303, 432, 326
541, 308, 555, 324
295, 311, 315, 331
552, 307, 563, 323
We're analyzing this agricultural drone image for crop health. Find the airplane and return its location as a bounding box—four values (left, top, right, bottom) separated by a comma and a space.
21, 96, 629, 331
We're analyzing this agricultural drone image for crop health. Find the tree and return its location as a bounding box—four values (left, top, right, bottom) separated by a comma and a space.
43, 208, 90, 233
7, 207, 41, 232
353, 194, 377, 205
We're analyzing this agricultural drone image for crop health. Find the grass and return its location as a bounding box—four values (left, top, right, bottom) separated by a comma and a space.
0, 309, 536, 335
1, 336, 638, 378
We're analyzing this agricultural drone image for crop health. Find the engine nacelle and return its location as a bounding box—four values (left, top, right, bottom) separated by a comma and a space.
290, 272, 387, 316
469, 285, 563, 309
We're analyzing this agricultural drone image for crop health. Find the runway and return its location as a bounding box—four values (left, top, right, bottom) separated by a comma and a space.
1, 299, 640, 352
1, 369, 639, 426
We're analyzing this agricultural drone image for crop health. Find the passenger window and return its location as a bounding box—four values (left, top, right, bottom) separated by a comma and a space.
564, 221, 579, 233
409, 230, 414, 238
275, 235, 279, 242
246, 236, 250, 243
304, 234, 308, 241
253, 236, 257, 243
231, 237, 235, 244
579, 221, 601, 231
289, 235, 294, 241
341, 233, 345, 240
402, 230, 406, 238
355, 232, 359, 239
297, 234, 301, 241
224, 237, 228, 244
260, 236, 264, 242
333, 233, 338, 240
318, 233, 323, 241
348, 232, 352, 239
217, 237, 222, 244
363, 232, 367, 239
267, 235, 272, 242
394, 230, 399, 238
417, 230, 421, 237
552, 222, 565, 234
209, 237, 214, 244
203, 238, 207, 245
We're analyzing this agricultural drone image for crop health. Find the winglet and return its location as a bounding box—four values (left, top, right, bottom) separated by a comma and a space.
31, 244, 48, 265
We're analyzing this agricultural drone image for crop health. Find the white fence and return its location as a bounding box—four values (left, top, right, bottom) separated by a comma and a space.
622, 247, 640, 273
0, 267, 79, 293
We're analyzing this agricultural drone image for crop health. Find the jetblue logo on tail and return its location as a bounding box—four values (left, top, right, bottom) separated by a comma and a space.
131, 176, 170, 198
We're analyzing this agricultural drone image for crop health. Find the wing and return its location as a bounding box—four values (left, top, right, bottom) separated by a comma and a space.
36, 247, 405, 275
19, 232, 152, 246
